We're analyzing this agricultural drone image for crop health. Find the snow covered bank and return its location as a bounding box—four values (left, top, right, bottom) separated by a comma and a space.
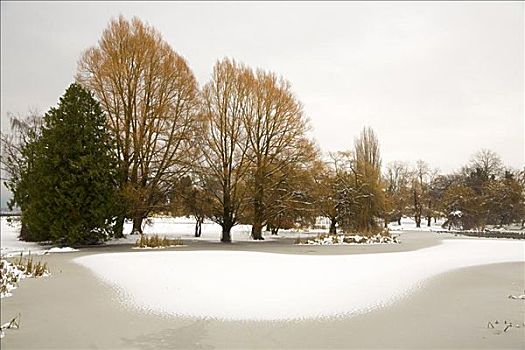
1, 257, 49, 298
0, 260, 27, 298
75, 239, 524, 321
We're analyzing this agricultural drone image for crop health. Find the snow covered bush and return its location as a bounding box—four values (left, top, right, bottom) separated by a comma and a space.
296, 232, 399, 245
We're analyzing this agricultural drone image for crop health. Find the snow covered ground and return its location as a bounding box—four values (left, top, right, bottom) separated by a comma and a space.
0, 218, 49, 257
388, 216, 446, 232
1, 217, 81, 257
109, 216, 320, 245
1, 216, 319, 255
75, 238, 525, 321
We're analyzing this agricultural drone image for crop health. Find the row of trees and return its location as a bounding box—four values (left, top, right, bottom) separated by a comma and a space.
74, 17, 318, 242
1, 16, 524, 245
1, 16, 319, 244
382, 149, 525, 230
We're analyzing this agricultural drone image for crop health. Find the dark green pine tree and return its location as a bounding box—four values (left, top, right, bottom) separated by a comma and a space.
19, 83, 121, 245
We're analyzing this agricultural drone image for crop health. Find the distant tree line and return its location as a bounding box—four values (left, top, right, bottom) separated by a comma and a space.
1, 16, 524, 245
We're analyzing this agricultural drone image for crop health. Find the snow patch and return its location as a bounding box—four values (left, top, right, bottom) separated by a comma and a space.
75, 239, 525, 321
0, 217, 48, 257
388, 216, 445, 232
47, 247, 79, 253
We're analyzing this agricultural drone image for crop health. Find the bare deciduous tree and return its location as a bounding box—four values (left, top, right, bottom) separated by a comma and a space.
1, 112, 43, 239
76, 16, 199, 235
261, 139, 320, 235
384, 161, 411, 225
197, 59, 251, 242
469, 149, 503, 179
243, 69, 310, 240
1, 111, 43, 191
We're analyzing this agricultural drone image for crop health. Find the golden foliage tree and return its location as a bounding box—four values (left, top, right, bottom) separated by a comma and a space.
76, 16, 199, 234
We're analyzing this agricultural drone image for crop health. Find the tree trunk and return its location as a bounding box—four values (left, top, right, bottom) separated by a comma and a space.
113, 215, 125, 238
251, 178, 265, 240
329, 218, 337, 234
271, 226, 279, 235
427, 216, 432, 227
19, 221, 31, 241
414, 189, 421, 228
194, 218, 203, 238
131, 215, 143, 234
397, 217, 401, 225
252, 222, 264, 240
221, 223, 232, 243
221, 191, 234, 243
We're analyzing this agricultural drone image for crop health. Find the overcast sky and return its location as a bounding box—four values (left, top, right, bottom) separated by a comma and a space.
1, 1, 523, 205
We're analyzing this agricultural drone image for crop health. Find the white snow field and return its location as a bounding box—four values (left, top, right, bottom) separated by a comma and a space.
75, 239, 525, 321
109, 216, 320, 245
388, 216, 446, 232
0, 217, 47, 256
1, 217, 80, 256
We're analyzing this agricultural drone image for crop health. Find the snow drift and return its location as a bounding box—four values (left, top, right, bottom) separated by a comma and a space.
75, 239, 524, 321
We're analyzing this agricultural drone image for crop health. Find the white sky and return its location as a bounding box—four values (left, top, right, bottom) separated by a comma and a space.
1, 1, 524, 205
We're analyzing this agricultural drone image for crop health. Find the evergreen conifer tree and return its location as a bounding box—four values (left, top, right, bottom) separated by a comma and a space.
16, 83, 120, 245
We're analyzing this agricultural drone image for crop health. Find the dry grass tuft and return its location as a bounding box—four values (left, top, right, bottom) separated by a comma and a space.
135, 234, 183, 248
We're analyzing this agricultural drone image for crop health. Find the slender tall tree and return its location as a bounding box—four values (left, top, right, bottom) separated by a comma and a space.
197, 59, 251, 242
352, 127, 385, 232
